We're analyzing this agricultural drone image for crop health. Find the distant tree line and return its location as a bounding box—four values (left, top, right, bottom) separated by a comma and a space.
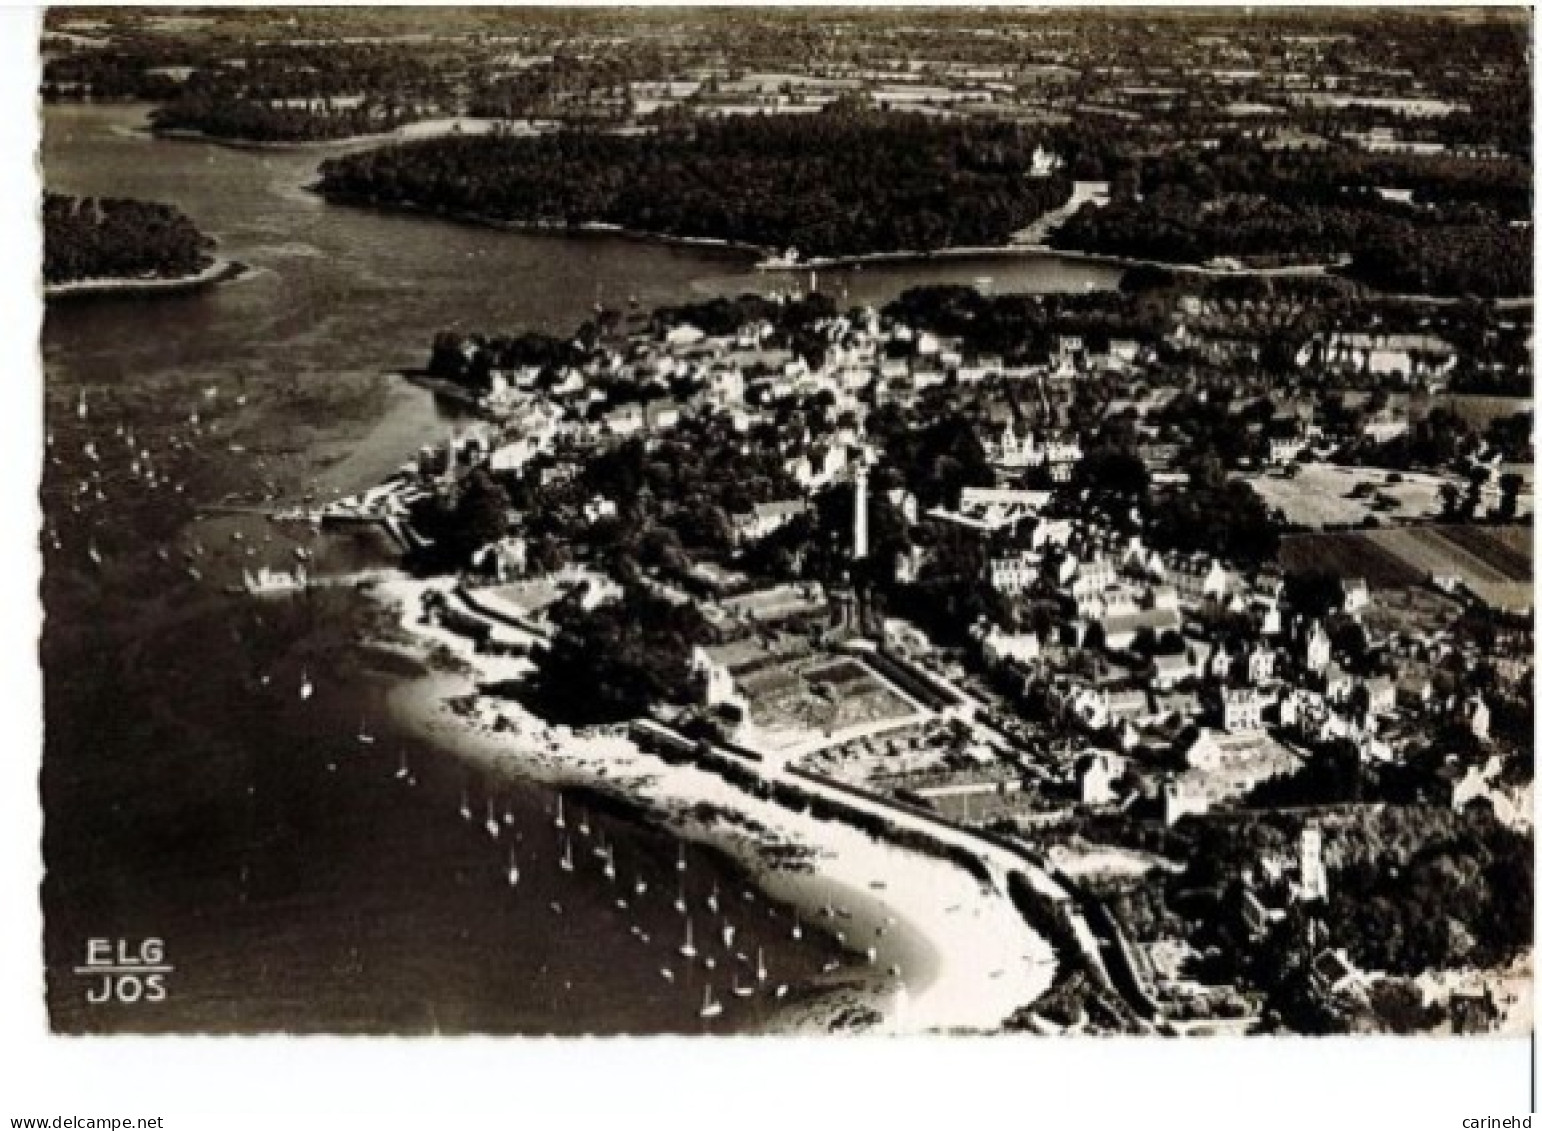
43, 192, 214, 285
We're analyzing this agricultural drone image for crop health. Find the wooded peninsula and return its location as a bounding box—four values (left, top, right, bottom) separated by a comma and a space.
314, 110, 1073, 259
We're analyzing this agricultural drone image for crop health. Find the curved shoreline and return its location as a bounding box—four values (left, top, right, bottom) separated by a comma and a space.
375, 577, 1058, 1034
144, 125, 416, 153
43, 256, 250, 300
311, 190, 771, 262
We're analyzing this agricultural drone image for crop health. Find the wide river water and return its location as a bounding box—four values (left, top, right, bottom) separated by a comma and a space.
39, 103, 1120, 1035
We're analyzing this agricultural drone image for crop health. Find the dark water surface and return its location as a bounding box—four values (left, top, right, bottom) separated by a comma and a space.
40, 104, 1115, 1034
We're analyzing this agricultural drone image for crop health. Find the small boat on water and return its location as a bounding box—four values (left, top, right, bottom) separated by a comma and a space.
700, 986, 723, 1020
394, 749, 410, 780
791, 918, 803, 941
459, 787, 473, 822
299, 670, 314, 701
679, 919, 697, 959
775, 984, 789, 1000
660, 968, 674, 983
721, 922, 736, 949
553, 794, 566, 830
603, 850, 616, 883
484, 798, 501, 839
633, 876, 648, 897
674, 879, 687, 915
706, 883, 719, 915
506, 849, 520, 887
357, 720, 375, 745
559, 839, 575, 873
676, 842, 687, 872
577, 811, 591, 837
731, 975, 753, 1000
756, 948, 768, 983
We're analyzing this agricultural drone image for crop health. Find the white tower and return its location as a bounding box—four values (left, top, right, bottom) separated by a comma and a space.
853, 464, 869, 562
1299, 826, 1328, 903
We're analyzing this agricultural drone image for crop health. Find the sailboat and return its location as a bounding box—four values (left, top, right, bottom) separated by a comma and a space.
674, 879, 687, 915
357, 720, 375, 745
459, 786, 473, 822
679, 918, 697, 959
394, 749, 410, 780
791, 917, 803, 941
731, 974, 753, 999
755, 948, 768, 983
506, 848, 520, 887
559, 838, 575, 873
699, 986, 723, 1019
706, 883, 720, 915
484, 797, 501, 838
602, 848, 616, 883
676, 842, 687, 872
721, 922, 736, 949
299, 670, 314, 701
577, 810, 591, 837
553, 794, 566, 830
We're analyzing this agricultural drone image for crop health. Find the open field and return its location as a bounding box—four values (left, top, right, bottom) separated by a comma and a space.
1244, 465, 1444, 529
1277, 532, 1424, 587
1279, 524, 1533, 612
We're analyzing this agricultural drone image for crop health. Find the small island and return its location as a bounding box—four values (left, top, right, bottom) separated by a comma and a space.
43, 192, 242, 298
314, 109, 1073, 262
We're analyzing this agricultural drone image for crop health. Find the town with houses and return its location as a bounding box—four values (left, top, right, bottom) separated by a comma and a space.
306, 269, 1534, 1036
36, 5, 1533, 1062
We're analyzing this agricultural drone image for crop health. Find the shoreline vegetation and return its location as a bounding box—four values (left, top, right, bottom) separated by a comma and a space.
43, 191, 240, 299
43, 255, 249, 300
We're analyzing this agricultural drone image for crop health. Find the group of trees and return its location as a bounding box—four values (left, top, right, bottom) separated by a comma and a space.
1330, 813, 1533, 978
151, 92, 422, 144
532, 584, 712, 723
43, 192, 214, 285
1048, 142, 1533, 298
317, 109, 1074, 259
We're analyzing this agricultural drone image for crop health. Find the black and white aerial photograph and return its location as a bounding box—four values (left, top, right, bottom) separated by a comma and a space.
7, 2, 1537, 1125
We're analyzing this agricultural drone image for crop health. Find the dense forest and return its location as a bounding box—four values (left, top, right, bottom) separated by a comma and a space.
43, 192, 214, 285
316, 110, 1073, 259
1048, 143, 1533, 297
151, 94, 422, 144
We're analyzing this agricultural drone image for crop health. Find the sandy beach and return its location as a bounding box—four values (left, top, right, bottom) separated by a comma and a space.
375, 578, 1058, 1034
43, 256, 249, 299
